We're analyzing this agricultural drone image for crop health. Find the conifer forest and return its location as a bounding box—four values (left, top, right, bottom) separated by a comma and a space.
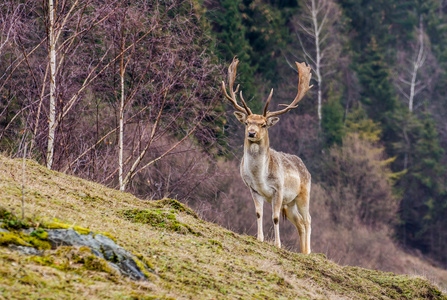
1, 0, 447, 271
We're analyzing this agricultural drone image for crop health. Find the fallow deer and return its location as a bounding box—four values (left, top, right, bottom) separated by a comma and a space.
222, 57, 313, 254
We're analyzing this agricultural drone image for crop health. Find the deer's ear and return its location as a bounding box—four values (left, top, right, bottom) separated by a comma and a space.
267, 116, 280, 127
234, 111, 247, 124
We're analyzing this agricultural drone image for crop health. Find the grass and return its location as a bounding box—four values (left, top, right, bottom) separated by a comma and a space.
0, 154, 445, 299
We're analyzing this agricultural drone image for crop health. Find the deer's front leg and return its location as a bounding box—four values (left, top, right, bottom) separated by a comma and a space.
250, 189, 264, 242
272, 190, 283, 248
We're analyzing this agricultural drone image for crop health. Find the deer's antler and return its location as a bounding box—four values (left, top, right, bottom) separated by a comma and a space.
222, 57, 252, 115
263, 62, 313, 118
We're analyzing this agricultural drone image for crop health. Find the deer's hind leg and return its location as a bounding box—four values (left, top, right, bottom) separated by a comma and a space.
286, 188, 311, 254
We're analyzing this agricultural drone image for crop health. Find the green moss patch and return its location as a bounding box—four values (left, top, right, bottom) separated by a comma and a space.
95, 231, 117, 242
153, 198, 199, 219
0, 207, 31, 231
43, 221, 90, 235
119, 208, 201, 236
0, 232, 29, 247
29, 246, 116, 275
0, 209, 51, 250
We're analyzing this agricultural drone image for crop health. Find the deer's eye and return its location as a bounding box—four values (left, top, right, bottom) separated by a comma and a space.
245, 122, 248, 126
261, 124, 267, 128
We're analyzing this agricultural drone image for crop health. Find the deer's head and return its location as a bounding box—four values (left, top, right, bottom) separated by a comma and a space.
233, 113, 279, 142
222, 57, 313, 142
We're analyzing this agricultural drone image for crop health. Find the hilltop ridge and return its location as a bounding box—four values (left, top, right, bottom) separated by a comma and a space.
0, 155, 445, 299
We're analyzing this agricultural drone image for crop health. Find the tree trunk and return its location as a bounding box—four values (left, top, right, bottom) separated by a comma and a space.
408, 16, 425, 113
311, 0, 322, 127
46, 0, 57, 169
119, 37, 125, 191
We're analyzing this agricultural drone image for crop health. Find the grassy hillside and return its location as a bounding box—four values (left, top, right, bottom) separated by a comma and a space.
0, 155, 445, 300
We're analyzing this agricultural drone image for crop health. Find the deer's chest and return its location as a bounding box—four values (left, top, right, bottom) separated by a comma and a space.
241, 158, 275, 200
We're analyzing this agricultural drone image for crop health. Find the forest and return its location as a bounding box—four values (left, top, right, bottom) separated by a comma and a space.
0, 0, 446, 273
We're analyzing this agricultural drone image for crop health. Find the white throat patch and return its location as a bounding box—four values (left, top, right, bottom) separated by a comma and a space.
249, 143, 260, 154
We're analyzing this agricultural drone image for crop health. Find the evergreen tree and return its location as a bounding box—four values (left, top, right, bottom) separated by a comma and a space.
357, 38, 397, 119
345, 104, 382, 143
397, 110, 445, 259
212, 0, 257, 99
321, 96, 345, 146
356, 37, 399, 147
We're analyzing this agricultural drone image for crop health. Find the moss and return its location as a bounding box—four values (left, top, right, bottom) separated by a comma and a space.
83, 255, 113, 273
0, 232, 29, 247
73, 226, 90, 235
0, 207, 11, 219
153, 198, 199, 219
43, 221, 90, 235
133, 256, 153, 280
17, 274, 47, 287
30, 228, 48, 240
44, 221, 70, 230
209, 239, 223, 249
21, 233, 51, 250
32, 246, 116, 275
0, 223, 51, 250
79, 246, 92, 253
96, 231, 117, 242
27, 255, 55, 266
0, 208, 31, 231
120, 208, 201, 236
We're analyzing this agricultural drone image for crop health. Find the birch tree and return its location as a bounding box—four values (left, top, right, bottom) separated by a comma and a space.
46, 0, 57, 169
42, 0, 118, 169
291, 0, 341, 127
395, 16, 431, 112
61, 1, 222, 193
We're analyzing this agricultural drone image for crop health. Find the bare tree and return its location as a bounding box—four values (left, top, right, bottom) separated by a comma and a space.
291, 0, 341, 127
46, 0, 57, 169
0, 2, 24, 55
395, 16, 431, 112
60, 1, 222, 193
41, 0, 119, 169
0, 0, 223, 202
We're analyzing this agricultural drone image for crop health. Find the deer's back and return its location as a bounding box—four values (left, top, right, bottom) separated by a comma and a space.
270, 149, 310, 181
269, 149, 311, 202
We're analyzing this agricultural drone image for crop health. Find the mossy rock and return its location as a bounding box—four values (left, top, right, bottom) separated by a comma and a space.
21, 233, 51, 250
30, 228, 48, 240
30, 246, 117, 275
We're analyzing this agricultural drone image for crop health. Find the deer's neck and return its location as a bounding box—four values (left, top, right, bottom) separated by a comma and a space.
243, 136, 271, 176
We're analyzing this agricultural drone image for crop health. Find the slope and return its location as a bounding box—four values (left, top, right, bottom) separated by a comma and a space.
0, 155, 445, 300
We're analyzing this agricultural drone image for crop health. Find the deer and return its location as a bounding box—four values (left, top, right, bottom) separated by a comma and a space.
222, 57, 313, 254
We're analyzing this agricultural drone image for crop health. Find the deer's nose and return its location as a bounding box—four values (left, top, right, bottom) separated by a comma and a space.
248, 131, 256, 138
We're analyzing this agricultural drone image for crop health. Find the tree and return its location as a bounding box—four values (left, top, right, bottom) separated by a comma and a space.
397, 111, 445, 257
395, 16, 432, 112
60, 1, 223, 193
211, 0, 257, 99
292, 0, 342, 127
41, 0, 118, 169
321, 133, 398, 228
321, 95, 344, 146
